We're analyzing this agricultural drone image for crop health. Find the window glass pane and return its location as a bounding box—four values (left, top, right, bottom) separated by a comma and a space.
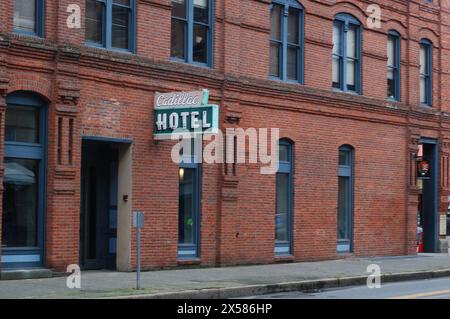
332, 56, 340, 86
86, 0, 104, 44
194, 0, 208, 24
270, 42, 280, 77
387, 68, 394, 80
193, 24, 207, 63
332, 23, 341, 55
387, 37, 395, 67
112, 5, 130, 49
287, 46, 298, 80
171, 19, 186, 59
14, 0, 36, 33
172, 0, 186, 19
2, 158, 39, 247
113, 0, 130, 5
339, 150, 350, 166
5, 106, 39, 143
338, 176, 350, 241
276, 173, 289, 242
420, 77, 426, 104
420, 45, 426, 74
279, 144, 288, 162
270, 5, 282, 41
276, 173, 288, 214
275, 213, 287, 242
179, 168, 196, 244
346, 58, 355, 88
346, 25, 357, 59
387, 69, 395, 98
287, 8, 299, 45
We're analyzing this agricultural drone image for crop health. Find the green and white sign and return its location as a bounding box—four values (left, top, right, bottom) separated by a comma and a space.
153, 90, 219, 140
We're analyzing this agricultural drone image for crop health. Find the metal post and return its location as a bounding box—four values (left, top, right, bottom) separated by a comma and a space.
136, 226, 141, 290
133, 211, 144, 290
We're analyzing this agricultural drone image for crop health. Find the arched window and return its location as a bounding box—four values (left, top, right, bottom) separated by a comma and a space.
269, 0, 304, 83
420, 38, 433, 106
2, 92, 47, 268
332, 13, 361, 93
387, 30, 401, 101
275, 139, 294, 255
337, 145, 353, 253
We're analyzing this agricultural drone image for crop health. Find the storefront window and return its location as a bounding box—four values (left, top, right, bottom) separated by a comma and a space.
2, 158, 39, 247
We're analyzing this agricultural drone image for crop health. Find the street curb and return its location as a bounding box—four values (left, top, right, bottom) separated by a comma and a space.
102, 268, 450, 299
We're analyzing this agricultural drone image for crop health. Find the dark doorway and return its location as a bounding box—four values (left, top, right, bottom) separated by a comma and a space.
80, 140, 118, 270
419, 139, 438, 253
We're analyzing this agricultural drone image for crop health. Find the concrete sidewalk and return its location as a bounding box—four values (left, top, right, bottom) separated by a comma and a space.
1, 253, 450, 299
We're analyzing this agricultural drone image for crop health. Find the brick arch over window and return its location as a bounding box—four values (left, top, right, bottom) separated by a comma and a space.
418, 28, 440, 48
7, 76, 53, 102
280, 0, 304, 9
330, 1, 367, 23
384, 20, 407, 37
279, 137, 295, 145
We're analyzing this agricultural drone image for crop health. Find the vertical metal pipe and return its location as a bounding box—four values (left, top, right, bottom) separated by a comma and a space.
136, 226, 141, 289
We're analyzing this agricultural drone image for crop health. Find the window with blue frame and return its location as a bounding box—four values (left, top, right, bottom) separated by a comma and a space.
420, 39, 433, 106
332, 14, 361, 93
387, 30, 401, 101
269, 0, 304, 82
275, 139, 293, 255
85, 0, 135, 52
2, 92, 47, 268
171, 0, 213, 66
13, 0, 44, 37
337, 145, 353, 253
178, 139, 201, 259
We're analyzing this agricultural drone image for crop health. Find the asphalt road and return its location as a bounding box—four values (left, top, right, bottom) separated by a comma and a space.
244, 277, 450, 299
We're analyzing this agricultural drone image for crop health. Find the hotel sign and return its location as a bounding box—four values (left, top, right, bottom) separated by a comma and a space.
153, 89, 219, 140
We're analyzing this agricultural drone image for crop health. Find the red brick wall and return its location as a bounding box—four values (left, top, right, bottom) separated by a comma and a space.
0, 0, 448, 272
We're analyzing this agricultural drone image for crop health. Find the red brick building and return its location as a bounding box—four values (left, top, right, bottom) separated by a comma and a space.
0, 0, 449, 275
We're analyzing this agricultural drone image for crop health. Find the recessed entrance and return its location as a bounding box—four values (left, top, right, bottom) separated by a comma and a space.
417, 139, 439, 253
80, 140, 119, 270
